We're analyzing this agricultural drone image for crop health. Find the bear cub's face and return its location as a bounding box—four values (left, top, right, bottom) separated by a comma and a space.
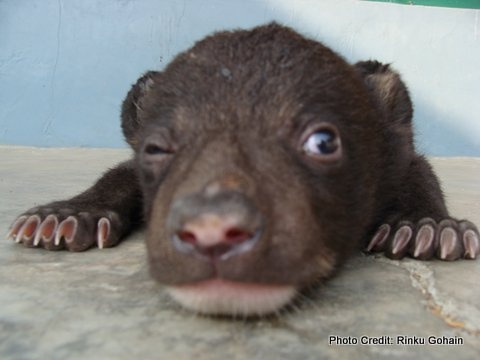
128, 24, 388, 316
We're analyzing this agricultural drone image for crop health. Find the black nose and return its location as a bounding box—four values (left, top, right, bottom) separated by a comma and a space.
167, 190, 262, 261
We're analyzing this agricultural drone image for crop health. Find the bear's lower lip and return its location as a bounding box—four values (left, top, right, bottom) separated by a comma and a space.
165, 278, 296, 316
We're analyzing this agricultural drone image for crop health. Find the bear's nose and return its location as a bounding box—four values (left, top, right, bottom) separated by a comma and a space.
174, 213, 260, 260
168, 190, 262, 261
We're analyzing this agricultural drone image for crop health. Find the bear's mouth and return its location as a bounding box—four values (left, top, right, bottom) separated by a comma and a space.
165, 278, 296, 316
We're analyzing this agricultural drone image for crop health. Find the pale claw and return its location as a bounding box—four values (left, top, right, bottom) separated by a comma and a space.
463, 230, 479, 260
17, 215, 41, 246
391, 225, 412, 257
33, 215, 59, 246
439, 227, 460, 261
7, 215, 28, 242
367, 224, 390, 252
97, 218, 111, 249
55, 216, 78, 246
413, 224, 435, 259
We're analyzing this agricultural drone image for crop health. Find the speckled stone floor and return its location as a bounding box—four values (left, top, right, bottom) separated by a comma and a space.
1, 146, 479, 360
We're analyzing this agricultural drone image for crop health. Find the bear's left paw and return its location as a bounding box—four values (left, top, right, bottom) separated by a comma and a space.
366, 218, 479, 261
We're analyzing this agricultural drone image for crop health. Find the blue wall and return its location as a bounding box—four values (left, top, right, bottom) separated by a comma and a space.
1, 0, 479, 155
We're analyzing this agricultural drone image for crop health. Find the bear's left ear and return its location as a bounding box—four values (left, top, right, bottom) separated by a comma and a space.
354, 61, 413, 126
121, 71, 160, 149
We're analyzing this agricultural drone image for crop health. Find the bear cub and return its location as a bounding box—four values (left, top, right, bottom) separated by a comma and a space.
8, 23, 479, 316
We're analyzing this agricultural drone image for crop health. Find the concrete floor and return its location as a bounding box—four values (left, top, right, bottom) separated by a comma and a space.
1, 146, 479, 360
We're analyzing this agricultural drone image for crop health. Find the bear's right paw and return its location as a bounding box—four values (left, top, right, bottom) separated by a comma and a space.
7, 204, 123, 251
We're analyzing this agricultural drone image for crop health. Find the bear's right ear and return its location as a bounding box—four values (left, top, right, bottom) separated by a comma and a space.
121, 71, 160, 149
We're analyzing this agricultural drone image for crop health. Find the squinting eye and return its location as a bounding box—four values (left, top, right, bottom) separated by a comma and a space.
144, 143, 168, 155
142, 140, 173, 160
302, 129, 341, 157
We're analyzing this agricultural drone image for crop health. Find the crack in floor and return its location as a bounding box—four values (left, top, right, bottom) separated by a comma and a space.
375, 256, 480, 336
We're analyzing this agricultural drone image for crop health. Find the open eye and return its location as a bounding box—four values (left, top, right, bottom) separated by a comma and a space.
302, 127, 341, 159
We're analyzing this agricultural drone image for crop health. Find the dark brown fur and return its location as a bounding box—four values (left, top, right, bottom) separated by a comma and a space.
9, 23, 479, 311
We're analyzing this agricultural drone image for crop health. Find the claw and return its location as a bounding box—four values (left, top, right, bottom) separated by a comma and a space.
55, 216, 78, 246
7, 216, 28, 241
97, 218, 110, 249
413, 225, 435, 258
367, 224, 390, 252
33, 215, 59, 246
439, 227, 459, 260
33, 233, 41, 246
463, 230, 479, 259
17, 215, 41, 245
391, 225, 412, 255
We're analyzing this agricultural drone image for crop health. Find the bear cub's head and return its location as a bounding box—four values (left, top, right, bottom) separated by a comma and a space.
121, 23, 413, 316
